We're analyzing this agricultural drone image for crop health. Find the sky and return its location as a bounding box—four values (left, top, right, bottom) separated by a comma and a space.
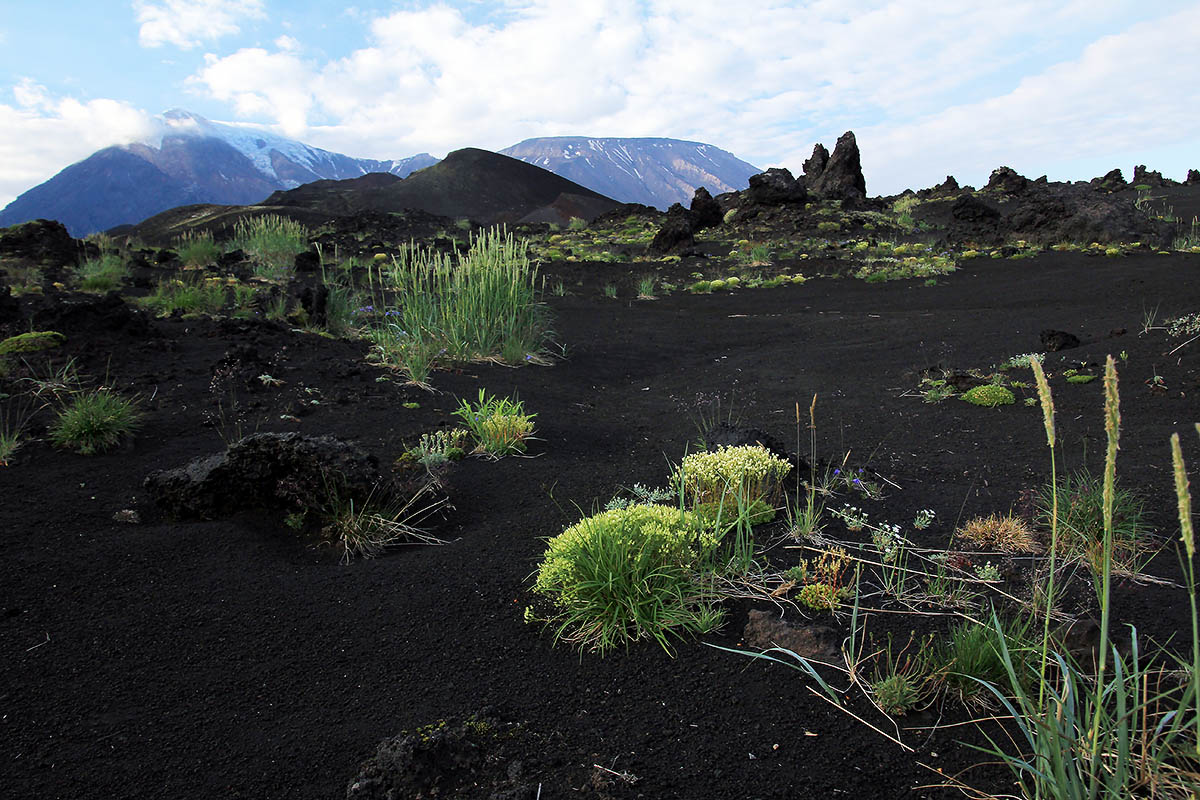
1, 1, 1198, 208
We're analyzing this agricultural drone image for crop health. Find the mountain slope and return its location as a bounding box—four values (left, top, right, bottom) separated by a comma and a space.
264, 148, 620, 224
0, 110, 437, 236
499, 137, 759, 209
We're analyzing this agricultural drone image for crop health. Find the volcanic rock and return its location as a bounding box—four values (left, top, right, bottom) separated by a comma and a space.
690, 186, 724, 230
802, 144, 830, 183
743, 168, 807, 206
648, 203, 698, 254
1040, 329, 1081, 351
1132, 165, 1167, 186
742, 610, 839, 660
985, 167, 1030, 195
807, 131, 866, 203
0, 219, 80, 268
1095, 169, 1127, 191
951, 194, 1001, 222
27, 292, 151, 337
1186, 169, 1200, 186
145, 432, 387, 520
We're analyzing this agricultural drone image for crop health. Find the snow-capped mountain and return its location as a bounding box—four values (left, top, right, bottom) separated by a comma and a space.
0, 110, 437, 236
499, 137, 760, 210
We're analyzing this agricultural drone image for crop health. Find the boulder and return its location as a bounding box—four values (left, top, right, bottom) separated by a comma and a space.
144, 432, 387, 520
1185, 169, 1200, 186
689, 186, 724, 230
808, 131, 866, 203
648, 203, 698, 254
1040, 329, 1081, 352
743, 168, 807, 206
742, 610, 839, 660
0, 219, 80, 268
985, 166, 1030, 195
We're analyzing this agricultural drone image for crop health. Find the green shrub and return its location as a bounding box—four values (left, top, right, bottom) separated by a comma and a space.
49, 388, 141, 455
175, 229, 222, 268
451, 389, 535, 457
77, 253, 128, 292
567, 216, 587, 231
673, 444, 790, 523
816, 221, 841, 234
961, 384, 1015, 406
533, 504, 717, 653
0, 330, 64, 356
233, 214, 308, 279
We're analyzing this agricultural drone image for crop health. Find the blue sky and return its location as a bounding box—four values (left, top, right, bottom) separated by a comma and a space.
2, 1, 1198, 207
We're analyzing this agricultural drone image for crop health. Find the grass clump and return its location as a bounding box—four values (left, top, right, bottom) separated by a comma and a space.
956, 513, 1038, 553
175, 229, 222, 268
140, 278, 227, 316
0, 330, 64, 356
48, 388, 141, 455
76, 253, 128, 292
451, 389, 535, 457
1036, 469, 1150, 574
961, 384, 1015, 406
532, 504, 718, 654
312, 481, 446, 564
930, 615, 1035, 707
233, 214, 308, 279
365, 227, 552, 384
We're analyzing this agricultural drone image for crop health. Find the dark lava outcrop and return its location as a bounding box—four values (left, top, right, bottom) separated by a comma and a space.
689, 186, 724, 230
648, 203, 699, 254
743, 168, 807, 206
806, 131, 867, 203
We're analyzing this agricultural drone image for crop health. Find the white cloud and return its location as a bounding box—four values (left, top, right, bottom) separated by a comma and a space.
133, 0, 265, 49
0, 82, 154, 207
182, 0, 1199, 193
857, 4, 1200, 193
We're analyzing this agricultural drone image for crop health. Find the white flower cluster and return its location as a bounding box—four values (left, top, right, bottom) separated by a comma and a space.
674, 445, 791, 506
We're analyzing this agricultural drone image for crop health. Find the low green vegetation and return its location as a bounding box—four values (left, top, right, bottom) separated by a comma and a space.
140, 277, 227, 316
175, 229, 222, 268
0, 330, 64, 356
532, 503, 721, 654
77, 252, 128, 292
961, 384, 1015, 406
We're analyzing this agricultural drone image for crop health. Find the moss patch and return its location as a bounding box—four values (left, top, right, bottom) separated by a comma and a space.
961, 384, 1015, 407
0, 330, 65, 356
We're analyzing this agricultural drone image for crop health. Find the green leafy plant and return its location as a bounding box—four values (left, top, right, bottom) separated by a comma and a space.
408, 428, 470, 468
532, 503, 717, 653
233, 214, 309, 279
868, 632, 931, 715
451, 389, 536, 457
48, 387, 141, 455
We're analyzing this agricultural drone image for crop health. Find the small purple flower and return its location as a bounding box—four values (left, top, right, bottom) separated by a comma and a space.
833, 469, 841, 476
524, 354, 532, 361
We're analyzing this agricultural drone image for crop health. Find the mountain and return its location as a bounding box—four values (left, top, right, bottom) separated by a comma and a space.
0, 110, 437, 236
262, 147, 620, 225
499, 137, 760, 210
